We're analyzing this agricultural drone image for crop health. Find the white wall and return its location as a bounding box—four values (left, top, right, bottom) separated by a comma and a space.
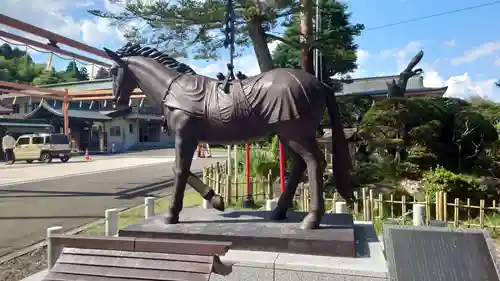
104, 117, 138, 152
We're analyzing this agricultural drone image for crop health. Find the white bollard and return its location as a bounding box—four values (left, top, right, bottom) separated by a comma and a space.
105, 208, 118, 237
412, 204, 426, 226
335, 202, 347, 214
144, 197, 155, 219
46, 226, 63, 270
203, 199, 212, 209
265, 198, 278, 211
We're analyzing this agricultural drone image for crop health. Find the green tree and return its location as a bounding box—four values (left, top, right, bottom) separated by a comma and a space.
32, 68, 62, 85
79, 67, 90, 81
59, 61, 88, 82
468, 96, 500, 125
359, 97, 498, 173
0, 44, 91, 86
89, 0, 359, 73
94, 67, 110, 79
272, 0, 363, 87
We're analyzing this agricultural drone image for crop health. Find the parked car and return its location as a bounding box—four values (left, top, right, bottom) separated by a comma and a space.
12, 133, 71, 164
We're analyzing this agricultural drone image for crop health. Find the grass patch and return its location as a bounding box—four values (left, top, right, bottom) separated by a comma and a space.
84, 190, 202, 236
361, 213, 500, 239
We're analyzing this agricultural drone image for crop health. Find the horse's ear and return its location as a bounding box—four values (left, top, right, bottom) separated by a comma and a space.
103, 48, 125, 66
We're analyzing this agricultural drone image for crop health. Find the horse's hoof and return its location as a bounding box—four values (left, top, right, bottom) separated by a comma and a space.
300, 212, 321, 230
164, 215, 179, 224
211, 195, 225, 211
270, 207, 287, 221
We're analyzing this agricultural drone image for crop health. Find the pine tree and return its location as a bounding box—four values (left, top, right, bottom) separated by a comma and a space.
272, 0, 363, 89
89, 0, 311, 72
94, 67, 110, 79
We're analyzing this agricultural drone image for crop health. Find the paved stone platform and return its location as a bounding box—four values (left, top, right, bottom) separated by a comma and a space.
208, 222, 387, 281
119, 207, 356, 257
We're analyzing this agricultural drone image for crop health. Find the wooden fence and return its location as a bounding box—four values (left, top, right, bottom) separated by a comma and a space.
204, 161, 500, 235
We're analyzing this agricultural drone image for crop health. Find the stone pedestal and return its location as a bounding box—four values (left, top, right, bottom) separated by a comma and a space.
119, 207, 356, 257
208, 222, 387, 281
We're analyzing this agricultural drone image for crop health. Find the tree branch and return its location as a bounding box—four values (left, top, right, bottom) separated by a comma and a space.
264, 33, 300, 48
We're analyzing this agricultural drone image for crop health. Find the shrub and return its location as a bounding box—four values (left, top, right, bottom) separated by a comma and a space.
396, 162, 422, 180
407, 145, 438, 170
421, 167, 487, 200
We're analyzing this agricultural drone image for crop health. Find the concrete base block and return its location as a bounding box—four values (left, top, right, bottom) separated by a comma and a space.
209, 222, 388, 281
265, 198, 278, 211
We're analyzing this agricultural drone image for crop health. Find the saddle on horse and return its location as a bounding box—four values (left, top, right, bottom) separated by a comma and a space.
163, 68, 310, 126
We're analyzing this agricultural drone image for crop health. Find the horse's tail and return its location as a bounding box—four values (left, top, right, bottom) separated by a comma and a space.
323, 84, 356, 203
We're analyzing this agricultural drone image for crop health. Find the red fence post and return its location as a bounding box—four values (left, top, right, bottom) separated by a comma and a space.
243, 143, 254, 207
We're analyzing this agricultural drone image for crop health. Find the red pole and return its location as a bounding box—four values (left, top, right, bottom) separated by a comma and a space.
279, 142, 285, 193
244, 143, 253, 206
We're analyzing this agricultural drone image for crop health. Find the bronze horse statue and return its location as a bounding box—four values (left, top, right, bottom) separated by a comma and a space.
104, 43, 354, 229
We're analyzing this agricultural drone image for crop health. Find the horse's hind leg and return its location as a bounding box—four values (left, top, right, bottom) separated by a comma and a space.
284, 136, 326, 229
165, 135, 198, 224
270, 141, 306, 221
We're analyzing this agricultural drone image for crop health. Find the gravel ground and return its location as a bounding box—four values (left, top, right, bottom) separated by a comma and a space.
0, 246, 46, 281
1, 239, 499, 281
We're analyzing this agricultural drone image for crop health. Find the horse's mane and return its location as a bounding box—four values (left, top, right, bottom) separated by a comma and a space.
115, 42, 196, 75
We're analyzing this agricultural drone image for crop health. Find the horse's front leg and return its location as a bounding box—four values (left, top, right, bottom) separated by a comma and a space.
165, 136, 198, 224
186, 172, 225, 211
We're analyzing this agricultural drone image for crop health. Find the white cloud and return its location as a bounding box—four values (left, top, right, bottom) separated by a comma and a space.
1, 0, 125, 62
81, 17, 125, 47
451, 40, 500, 65
423, 70, 500, 101
444, 40, 456, 48
357, 49, 370, 64
267, 41, 280, 54
350, 49, 370, 78
379, 41, 424, 71
76, 0, 95, 7
192, 41, 282, 77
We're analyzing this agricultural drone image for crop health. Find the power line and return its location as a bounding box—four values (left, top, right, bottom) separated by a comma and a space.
366, 0, 500, 31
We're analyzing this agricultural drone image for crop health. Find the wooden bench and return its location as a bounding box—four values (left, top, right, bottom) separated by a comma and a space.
43, 235, 232, 281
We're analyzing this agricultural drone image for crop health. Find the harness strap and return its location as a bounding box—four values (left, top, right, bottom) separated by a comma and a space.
162, 73, 183, 102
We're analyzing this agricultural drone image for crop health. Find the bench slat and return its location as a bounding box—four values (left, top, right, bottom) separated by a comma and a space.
63, 248, 213, 263
51, 263, 210, 281
57, 253, 213, 273
44, 272, 148, 281
44, 234, 232, 281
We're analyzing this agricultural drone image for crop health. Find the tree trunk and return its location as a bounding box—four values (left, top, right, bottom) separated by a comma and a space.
247, 18, 274, 72
300, 0, 314, 74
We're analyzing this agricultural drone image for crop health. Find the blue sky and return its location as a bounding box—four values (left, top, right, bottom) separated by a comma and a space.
348, 0, 500, 80
2, 0, 500, 100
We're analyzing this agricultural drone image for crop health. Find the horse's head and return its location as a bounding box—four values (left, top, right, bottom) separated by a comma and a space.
103, 47, 138, 108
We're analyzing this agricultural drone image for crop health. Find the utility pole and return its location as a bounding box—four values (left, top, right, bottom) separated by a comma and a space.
300, 0, 314, 74
314, 0, 322, 80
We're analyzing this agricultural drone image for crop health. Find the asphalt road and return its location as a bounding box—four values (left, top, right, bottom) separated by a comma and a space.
0, 153, 223, 257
